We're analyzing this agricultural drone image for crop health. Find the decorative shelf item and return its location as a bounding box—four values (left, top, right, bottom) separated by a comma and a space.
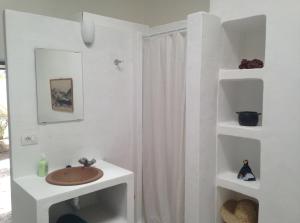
216, 188, 259, 223
237, 160, 256, 181
220, 198, 258, 223
236, 112, 261, 127
221, 15, 266, 70
239, 59, 264, 69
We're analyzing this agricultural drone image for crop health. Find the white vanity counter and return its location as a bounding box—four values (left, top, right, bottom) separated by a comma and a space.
13, 160, 134, 223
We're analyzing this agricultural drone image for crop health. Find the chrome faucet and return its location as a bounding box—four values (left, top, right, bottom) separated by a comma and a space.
78, 157, 96, 167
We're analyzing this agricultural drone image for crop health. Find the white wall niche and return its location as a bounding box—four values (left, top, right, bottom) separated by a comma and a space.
216, 187, 259, 223
49, 183, 127, 223
221, 15, 266, 70
218, 79, 264, 126
217, 135, 260, 180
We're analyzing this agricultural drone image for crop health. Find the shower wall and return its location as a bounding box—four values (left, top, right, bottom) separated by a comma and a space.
184, 12, 221, 223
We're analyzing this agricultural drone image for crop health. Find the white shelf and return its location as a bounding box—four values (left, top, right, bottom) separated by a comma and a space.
79, 204, 127, 223
217, 122, 262, 139
219, 68, 264, 81
216, 172, 260, 199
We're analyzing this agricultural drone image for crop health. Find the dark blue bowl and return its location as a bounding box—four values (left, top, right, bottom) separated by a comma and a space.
236, 111, 261, 126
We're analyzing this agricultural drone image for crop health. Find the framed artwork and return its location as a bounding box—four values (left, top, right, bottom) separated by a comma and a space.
50, 78, 74, 113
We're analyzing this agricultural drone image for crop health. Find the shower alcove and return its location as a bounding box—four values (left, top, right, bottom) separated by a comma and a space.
216, 14, 266, 223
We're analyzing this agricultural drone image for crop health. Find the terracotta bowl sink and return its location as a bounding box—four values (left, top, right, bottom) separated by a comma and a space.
46, 166, 103, 186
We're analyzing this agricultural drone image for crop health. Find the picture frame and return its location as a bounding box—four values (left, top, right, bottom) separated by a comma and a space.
50, 78, 74, 113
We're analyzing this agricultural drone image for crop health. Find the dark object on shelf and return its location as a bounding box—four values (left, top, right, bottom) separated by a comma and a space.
236, 111, 261, 126
239, 59, 264, 69
237, 160, 256, 181
56, 214, 88, 223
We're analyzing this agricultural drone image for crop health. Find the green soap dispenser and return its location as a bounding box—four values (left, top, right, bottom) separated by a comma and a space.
38, 154, 48, 177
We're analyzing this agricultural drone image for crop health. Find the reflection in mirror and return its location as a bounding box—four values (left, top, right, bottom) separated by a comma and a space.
35, 49, 84, 124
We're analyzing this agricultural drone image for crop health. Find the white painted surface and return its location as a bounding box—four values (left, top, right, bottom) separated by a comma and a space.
146, 20, 187, 36
184, 12, 221, 223
4, 10, 145, 223
217, 122, 262, 140
144, 0, 209, 26
35, 49, 84, 123
14, 160, 134, 223
82, 12, 148, 34
0, 0, 211, 61
0, 0, 147, 61
219, 68, 264, 81
216, 172, 260, 198
211, 0, 300, 222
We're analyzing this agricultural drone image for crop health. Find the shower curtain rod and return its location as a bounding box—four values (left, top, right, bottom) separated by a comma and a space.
143, 27, 187, 39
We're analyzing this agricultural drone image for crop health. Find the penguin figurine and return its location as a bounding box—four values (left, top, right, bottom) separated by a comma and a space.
237, 160, 256, 181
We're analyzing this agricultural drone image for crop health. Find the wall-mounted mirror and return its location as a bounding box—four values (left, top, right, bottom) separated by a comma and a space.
35, 49, 84, 124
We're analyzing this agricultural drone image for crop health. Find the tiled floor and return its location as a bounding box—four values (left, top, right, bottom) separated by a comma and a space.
0, 151, 11, 223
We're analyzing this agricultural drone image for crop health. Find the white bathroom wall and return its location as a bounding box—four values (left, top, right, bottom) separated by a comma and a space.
184, 12, 221, 223
5, 9, 145, 223
0, 0, 211, 61
147, 20, 187, 36
210, 0, 300, 222
0, 0, 146, 61
144, 0, 209, 26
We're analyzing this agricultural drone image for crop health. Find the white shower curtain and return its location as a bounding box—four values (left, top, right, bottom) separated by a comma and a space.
142, 32, 186, 223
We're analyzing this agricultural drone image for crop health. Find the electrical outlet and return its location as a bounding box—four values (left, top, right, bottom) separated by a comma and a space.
21, 134, 38, 146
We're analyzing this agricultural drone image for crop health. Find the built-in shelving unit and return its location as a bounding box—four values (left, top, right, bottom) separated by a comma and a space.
216, 14, 266, 223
